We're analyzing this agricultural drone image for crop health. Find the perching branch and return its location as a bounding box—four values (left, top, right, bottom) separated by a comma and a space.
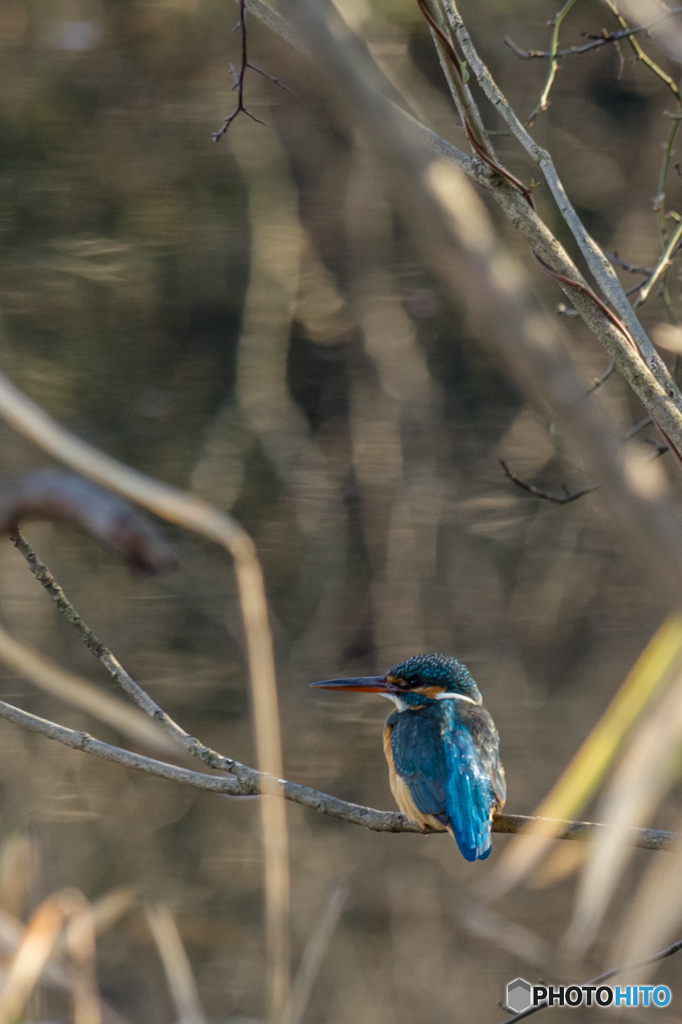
0, 370, 291, 1024
9, 529, 243, 777
0, 692, 676, 849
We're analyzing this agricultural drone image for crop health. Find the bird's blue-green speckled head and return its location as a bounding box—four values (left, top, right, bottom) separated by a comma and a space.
309, 653, 482, 705
387, 654, 482, 703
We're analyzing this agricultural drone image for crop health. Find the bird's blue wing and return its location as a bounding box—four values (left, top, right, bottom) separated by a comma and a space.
441, 704, 497, 861
389, 707, 448, 820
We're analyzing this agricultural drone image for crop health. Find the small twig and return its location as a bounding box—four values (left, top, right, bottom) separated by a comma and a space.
499, 460, 598, 504
246, 62, 297, 95
497, 936, 682, 1024
605, 251, 652, 276
526, 0, 578, 126
603, 0, 680, 102
504, 9, 682, 61
213, 0, 269, 141
586, 360, 615, 395
624, 415, 652, 440
634, 221, 682, 307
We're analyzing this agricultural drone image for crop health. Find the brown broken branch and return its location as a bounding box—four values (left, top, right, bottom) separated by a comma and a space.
0, 470, 176, 574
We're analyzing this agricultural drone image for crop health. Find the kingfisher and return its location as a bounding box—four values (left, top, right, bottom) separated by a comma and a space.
310, 653, 506, 861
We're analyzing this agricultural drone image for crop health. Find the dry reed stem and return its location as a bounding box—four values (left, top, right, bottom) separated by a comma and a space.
145, 903, 207, 1024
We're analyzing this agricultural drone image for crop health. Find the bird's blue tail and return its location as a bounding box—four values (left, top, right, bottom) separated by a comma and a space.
443, 722, 495, 861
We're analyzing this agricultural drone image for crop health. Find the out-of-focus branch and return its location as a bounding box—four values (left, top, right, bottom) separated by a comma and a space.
0, 622, 178, 756
0, 694, 675, 850
276, 0, 682, 607
0, 470, 176, 575
499, 460, 598, 504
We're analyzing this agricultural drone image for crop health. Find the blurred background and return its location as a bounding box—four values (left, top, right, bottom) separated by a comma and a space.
1, 0, 682, 1019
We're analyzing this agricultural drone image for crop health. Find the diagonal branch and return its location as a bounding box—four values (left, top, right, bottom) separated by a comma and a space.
8, 529, 240, 777
439, 0, 682, 413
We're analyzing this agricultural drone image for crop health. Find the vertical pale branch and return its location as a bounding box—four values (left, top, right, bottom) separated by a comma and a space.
0, 371, 288, 1024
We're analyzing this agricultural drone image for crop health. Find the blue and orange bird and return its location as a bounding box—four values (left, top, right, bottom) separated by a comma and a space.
310, 653, 506, 861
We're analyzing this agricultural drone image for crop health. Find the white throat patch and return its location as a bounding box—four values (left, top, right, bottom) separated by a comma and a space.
380, 693, 409, 712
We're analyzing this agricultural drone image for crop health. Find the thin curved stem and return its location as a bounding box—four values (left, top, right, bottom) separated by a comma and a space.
527, 0, 578, 126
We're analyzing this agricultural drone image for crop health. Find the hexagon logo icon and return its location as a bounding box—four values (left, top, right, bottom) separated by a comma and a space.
507, 978, 532, 1013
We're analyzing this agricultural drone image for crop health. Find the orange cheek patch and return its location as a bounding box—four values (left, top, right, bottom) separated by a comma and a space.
415, 685, 446, 699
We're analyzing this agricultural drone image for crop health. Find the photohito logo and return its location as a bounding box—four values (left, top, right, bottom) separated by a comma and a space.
506, 978, 672, 1012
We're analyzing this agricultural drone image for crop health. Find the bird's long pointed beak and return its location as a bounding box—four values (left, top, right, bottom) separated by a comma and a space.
309, 675, 398, 693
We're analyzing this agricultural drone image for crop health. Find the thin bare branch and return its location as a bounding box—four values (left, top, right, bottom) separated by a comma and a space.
213, 0, 269, 140
504, 7, 682, 61
634, 221, 682, 307
9, 530, 237, 776
624, 415, 652, 440
606, 251, 652, 276
499, 460, 598, 504
586, 361, 615, 395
